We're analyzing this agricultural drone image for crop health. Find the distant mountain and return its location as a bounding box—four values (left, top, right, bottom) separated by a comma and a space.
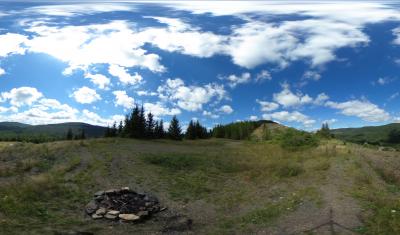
331, 123, 400, 145
0, 122, 107, 141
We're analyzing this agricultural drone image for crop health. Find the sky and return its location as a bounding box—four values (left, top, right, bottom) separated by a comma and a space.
0, 1, 400, 130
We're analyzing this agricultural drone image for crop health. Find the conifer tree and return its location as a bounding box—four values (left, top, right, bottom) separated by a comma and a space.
80, 129, 86, 139
111, 122, 117, 137
118, 121, 123, 136
146, 112, 155, 138
131, 105, 140, 138
185, 120, 196, 139
66, 128, 73, 140
155, 120, 165, 139
168, 116, 182, 140
138, 105, 146, 138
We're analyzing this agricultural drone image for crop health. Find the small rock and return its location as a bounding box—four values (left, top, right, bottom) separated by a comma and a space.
160, 207, 167, 212
91, 214, 103, 219
107, 210, 120, 216
121, 186, 130, 192
94, 191, 105, 197
145, 202, 152, 207
105, 189, 119, 195
119, 213, 140, 221
104, 214, 117, 220
95, 207, 107, 215
85, 201, 98, 215
137, 211, 149, 218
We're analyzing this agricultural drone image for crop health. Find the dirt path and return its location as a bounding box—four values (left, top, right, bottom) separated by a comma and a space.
270, 157, 362, 235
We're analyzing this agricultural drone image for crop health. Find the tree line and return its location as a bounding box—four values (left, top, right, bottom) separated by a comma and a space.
104, 105, 210, 141
211, 120, 268, 140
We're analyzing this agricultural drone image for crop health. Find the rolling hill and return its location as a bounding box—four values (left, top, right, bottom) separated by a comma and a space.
331, 123, 400, 145
0, 122, 107, 141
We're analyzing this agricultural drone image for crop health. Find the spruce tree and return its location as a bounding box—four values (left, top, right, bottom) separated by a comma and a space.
138, 105, 146, 138
146, 112, 155, 138
118, 121, 123, 136
155, 120, 165, 139
168, 116, 182, 140
111, 122, 117, 137
131, 105, 140, 138
185, 120, 196, 139
66, 128, 73, 140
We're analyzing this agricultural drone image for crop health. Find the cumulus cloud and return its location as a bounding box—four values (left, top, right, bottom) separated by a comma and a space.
0, 68, 5, 76
249, 115, 258, 121
143, 102, 181, 117
220, 72, 251, 88
1, 87, 43, 107
218, 105, 233, 114
71, 86, 101, 104
85, 73, 110, 89
326, 99, 390, 122
158, 78, 227, 112
0, 33, 27, 57
25, 21, 165, 75
108, 64, 143, 85
255, 70, 272, 82
202, 110, 219, 119
137, 90, 157, 96
257, 100, 279, 112
262, 110, 316, 127
112, 90, 134, 109
273, 84, 313, 107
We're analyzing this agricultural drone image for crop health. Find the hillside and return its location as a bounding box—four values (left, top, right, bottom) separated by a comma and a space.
0, 122, 107, 141
331, 123, 400, 145
1, 138, 399, 234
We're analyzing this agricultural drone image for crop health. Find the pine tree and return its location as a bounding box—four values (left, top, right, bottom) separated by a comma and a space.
118, 121, 123, 136
146, 112, 155, 138
111, 122, 118, 137
123, 114, 130, 136
80, 129, 86, 139
66, 128, 73, 140
138, 105, 146, 138
168, 116, 182, 140
317, 123, 331, 139
104, 126, 111, 137
131, 105, 140, 138
185, 120, 196, 139
155, 120, 165, 139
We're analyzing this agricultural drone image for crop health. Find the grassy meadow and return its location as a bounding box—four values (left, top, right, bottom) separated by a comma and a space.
0, 138, 399, 234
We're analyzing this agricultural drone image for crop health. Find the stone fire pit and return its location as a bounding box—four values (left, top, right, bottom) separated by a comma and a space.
85, 187, 163, 222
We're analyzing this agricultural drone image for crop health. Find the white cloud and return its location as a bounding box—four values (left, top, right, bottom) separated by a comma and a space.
0, 68, 5, 76
393, 27, 400, 45
25, 3, 134, 17
219, 105, 233, 114
257, 100, 279, 112
249, 115, 258, 121
25, 21, 165, 75
0, 33, 27, 57
314, 93, 330, 105
303, 71, 321, 81
255, 70, 272, 82
389, 92, 399, 101
143, 102, 181, 117
158, 78, 227, 112
137, 90, 157, 96
112, 90, 135, 109
220, 72, 251, 88
326, 99, 390, 122
71, 86, 101, 104
322, 119, 337, 125
273, 84, 313, 107
203, 110, 219, 119
108, 64, 143, 85
262, 110, 316, 127
374, 77, 392, 86
1, 87, 43, 107
85, 73, 110, 89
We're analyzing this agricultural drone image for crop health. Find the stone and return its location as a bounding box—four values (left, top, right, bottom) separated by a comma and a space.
121, 186, 130, 192
107, 210, 120, 216
91, 214, 103, 219
104, 214, 117, 220
119, 214, 140, 221
85, 200, 98, 215
137, 211, 149, 218
105, 189, 117, 195
95, 207, 107, 215
94, 191, 105, 197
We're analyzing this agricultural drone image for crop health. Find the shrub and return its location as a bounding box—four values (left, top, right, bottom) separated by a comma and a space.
278, 128, 319, 150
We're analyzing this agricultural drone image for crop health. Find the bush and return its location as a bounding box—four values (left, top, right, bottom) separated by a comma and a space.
278, 128, 319, 150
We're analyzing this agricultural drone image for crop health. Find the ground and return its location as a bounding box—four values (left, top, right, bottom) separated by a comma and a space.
0, 138, 399, 235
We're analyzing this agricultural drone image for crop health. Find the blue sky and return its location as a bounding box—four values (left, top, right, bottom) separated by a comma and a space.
0, 1, 400, 130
